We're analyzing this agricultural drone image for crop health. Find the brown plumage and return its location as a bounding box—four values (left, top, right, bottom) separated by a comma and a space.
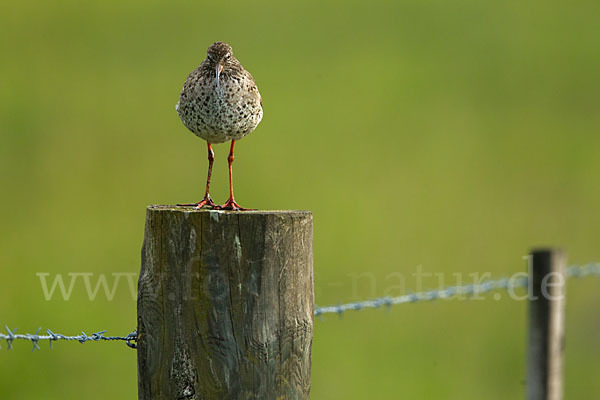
176, 42, 263, 210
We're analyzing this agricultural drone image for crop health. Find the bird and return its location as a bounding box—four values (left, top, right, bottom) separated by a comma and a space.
176, 41, 263, 211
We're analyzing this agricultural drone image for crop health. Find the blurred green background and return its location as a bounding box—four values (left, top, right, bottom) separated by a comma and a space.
1, 0, 599, 398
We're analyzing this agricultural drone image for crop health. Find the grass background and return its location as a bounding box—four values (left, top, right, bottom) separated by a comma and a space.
1, 0, 599, 398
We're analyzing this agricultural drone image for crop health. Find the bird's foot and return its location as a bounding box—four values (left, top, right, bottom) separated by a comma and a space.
177, 195, 217, 209
215, 198, 254, 211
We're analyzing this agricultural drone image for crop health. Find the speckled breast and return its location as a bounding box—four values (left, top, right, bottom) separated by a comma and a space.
176, 75, 263, 144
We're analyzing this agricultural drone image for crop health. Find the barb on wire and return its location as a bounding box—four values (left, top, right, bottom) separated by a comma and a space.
0, 327, 137, 351
314, 263, 600, 317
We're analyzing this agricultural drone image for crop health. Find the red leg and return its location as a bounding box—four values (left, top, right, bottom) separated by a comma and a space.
178, 142, 217, 209
217, 140, 254, 211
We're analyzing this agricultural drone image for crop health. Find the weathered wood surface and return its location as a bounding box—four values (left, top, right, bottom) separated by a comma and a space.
137, 206, 314, 400
527, 249, 566, 400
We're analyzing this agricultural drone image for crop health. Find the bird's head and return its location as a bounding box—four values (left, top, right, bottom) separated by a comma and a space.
206, 42, 236, 84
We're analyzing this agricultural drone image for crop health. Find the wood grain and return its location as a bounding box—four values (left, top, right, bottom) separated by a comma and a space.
137, 206, 314, 400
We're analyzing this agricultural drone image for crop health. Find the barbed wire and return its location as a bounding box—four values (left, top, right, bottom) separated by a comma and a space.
314, 263, 600, 317
0, 327, 137, 351
2, 264, 599, 350
566, 263, 600, 278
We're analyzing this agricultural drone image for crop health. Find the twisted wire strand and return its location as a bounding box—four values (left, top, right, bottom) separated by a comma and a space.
566, 263, 600, 278
0, 327, 137, 351
314, 263, 600, 317
2, 264, 599, 349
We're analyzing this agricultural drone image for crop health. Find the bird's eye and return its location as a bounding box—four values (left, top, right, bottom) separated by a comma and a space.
224, 53, 231, 61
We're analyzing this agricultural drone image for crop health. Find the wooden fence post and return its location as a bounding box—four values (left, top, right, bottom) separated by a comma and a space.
527, 248, 566, 400
137, 206, 314, 400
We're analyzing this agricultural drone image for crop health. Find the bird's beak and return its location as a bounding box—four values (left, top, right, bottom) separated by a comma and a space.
215, 63, 224, 85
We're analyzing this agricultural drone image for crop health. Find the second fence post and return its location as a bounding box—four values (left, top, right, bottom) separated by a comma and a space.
137, 206, 314, 400
527, 248, 567, 400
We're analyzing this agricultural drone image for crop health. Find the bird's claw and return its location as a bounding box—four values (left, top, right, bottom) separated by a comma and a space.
177, 196, 217, 209
215, 198, 254, 211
